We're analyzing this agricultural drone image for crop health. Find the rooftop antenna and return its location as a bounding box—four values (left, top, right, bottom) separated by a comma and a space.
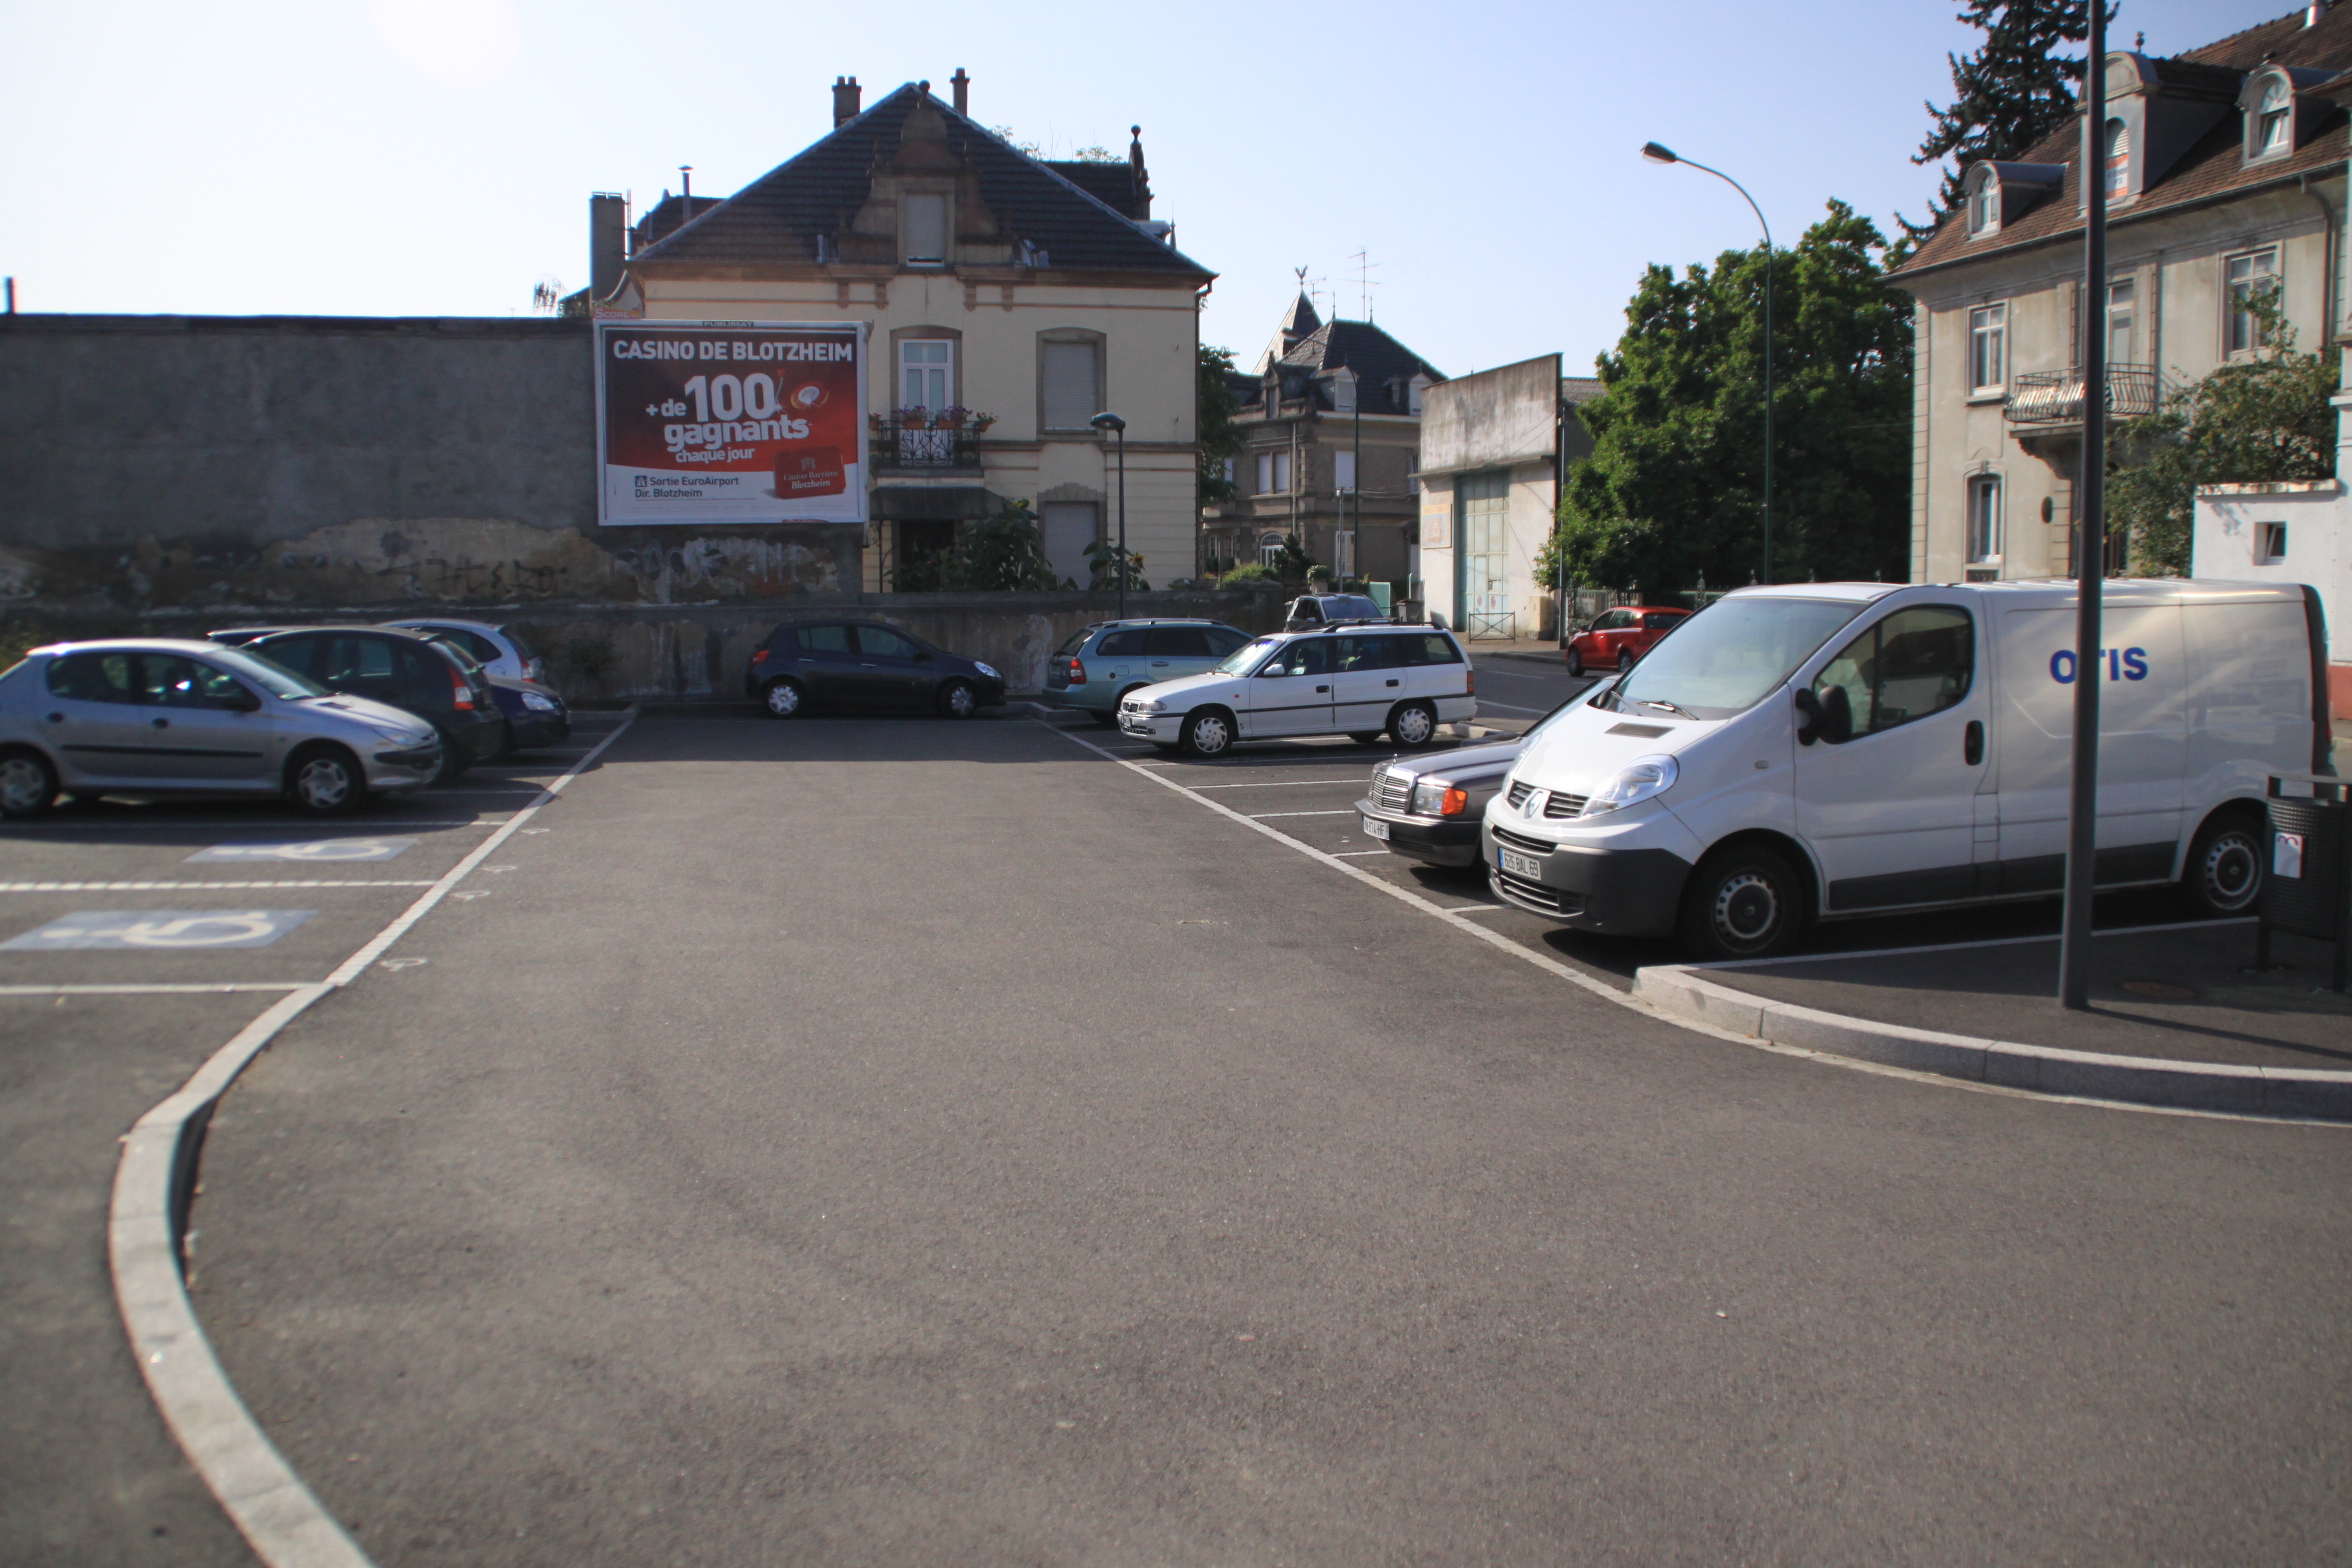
1348, 248, 1383, 321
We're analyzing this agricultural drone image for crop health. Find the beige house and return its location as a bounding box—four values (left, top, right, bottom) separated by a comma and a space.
1890, 8, 2352, 583
606, 75, 1213, 591
1199, 294, 1442, 592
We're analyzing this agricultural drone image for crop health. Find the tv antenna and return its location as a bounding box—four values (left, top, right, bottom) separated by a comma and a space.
1348, 249, 1382, 321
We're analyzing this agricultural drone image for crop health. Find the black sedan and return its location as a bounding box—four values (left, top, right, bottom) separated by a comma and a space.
745, 620, 1005, 718
227, 626, 509, 782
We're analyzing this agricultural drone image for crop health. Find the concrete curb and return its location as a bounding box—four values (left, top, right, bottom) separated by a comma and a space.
107, 708, 641, 1568
1629, 964, 2352, 1121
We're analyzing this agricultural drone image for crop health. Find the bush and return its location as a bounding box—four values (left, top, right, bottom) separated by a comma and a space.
1218, 563, 1276, 585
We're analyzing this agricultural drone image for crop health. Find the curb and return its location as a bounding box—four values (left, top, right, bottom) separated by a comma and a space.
1470, 647, 1565, 667
1629, 964, 2352, 1121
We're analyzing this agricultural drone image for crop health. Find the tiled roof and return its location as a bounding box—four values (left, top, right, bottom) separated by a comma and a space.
1275, 320, 1445, 415
630, 84, 1209, 280
1893, 6, 2352, 280
1042, 160, 1143, 219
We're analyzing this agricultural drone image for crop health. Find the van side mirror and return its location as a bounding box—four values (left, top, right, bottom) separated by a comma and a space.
1819, 685, 1854, 744
1793, 687, 1822, 746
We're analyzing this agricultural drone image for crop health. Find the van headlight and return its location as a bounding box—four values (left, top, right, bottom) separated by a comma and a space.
1582, 753, 1678, 816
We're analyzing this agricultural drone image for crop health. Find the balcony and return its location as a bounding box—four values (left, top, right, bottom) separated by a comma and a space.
2005, 365, 2161, 427
870, 409, 989, 473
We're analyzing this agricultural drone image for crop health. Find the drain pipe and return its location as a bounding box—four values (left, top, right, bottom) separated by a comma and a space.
2301, 171, 2338, 345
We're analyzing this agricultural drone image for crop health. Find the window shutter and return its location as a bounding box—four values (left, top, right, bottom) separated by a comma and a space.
904, 195, 947, 262
1042, 342, 1098, 429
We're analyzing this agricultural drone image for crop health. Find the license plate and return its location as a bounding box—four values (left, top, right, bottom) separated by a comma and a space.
1361, 815, 1390, 840
1499, 849, 1544, 879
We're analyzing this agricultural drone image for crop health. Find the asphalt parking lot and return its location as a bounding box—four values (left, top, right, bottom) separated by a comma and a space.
8, 687, 2349, 1567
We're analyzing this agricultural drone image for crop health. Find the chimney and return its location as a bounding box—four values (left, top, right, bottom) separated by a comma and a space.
951, 67, 969, 116
832, 75, 862, 126
2310, 1, 2326, 26
590, 193, 627, 300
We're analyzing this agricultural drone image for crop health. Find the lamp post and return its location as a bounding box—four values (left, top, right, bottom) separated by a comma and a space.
1642, 141, 1773, 586
1091, 411, 1129, 618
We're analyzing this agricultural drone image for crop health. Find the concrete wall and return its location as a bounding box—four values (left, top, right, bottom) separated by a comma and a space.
1419, 355, 1560, 476
0, 314, 865, 610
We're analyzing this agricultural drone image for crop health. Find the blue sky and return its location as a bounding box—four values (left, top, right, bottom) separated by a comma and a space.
0, 0, 2300, 379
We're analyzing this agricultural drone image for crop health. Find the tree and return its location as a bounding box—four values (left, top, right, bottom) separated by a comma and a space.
1555, 201, 1914, 602
2107, 293, 2337, 576
1902, 1, 2104, 246
1197, 343, 1244, 510
927, 501, 1068, 591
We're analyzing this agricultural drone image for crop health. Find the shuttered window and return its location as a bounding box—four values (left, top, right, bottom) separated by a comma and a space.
1041, 341, 1100, 430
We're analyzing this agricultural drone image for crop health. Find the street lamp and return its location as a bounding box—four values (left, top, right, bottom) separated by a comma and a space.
1090, 411, 1129, 618
1643, 140, 1774, 586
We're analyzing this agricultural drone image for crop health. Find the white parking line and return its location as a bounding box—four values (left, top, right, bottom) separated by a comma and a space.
1246, 809, 1358, 819
109, 706, 640, 1568
1, 819, 502, 832
1330, 849, 1391, 858
0, 881, 438, 892
1190, 779, 1373, 790
0, 982, 313, 997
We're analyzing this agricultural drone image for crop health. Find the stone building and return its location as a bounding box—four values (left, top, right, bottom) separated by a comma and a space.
605, 74, 1214, 592
1890, 6, 2352, 583
1198, 294, 1442, 592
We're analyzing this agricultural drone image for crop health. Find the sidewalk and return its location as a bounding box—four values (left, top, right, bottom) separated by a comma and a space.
1463, 637, 1562, 666
1635, 921, 2352, 1120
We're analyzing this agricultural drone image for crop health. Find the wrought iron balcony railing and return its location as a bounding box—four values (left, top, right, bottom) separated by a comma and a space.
2005, 364, 2160, 427
869, 411, 989, 471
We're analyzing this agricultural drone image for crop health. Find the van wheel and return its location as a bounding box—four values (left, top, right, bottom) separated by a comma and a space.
1180, 709, 1234, 758
1387, 701, 1439, 748
763, 679, 805, 718
0, 748, 58, 820
286, 744, 365, 817
1678, 844, 1809, 961
2182, 807, 2264, 918
1567, 646, 1585, 677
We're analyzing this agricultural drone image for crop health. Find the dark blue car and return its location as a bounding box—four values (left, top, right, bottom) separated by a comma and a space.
745, 620, 1005, 719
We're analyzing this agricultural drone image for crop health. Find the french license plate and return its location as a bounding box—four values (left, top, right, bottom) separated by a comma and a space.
1361, 815, 1390, 840
1499, 849, 1544, 879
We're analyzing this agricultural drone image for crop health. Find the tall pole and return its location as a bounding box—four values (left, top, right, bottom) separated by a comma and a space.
1351, 380, 1362, 587
2059, 3, 2109, 1011
1116, 425, 1129, 620
1640, 145, 1772, 585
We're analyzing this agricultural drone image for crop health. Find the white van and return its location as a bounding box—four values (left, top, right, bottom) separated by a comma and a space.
1483, 579, 2332, 960
1116, 624, 1476, 757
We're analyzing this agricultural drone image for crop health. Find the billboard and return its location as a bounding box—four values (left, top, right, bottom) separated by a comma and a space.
595, 320, 867, 526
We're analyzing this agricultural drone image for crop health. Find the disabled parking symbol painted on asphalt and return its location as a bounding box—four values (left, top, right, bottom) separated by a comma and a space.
187, 837, 419, 864
0, 910, 319, 950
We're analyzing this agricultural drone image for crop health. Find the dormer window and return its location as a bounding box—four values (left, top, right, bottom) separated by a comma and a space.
1968, 177, 1996, 235
903, 194, 948, 265
2257, 80, 2291, 152
2104, 119, 2131, 198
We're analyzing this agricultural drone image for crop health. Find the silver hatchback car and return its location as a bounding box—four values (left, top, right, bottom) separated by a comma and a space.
0, 639, 443, 819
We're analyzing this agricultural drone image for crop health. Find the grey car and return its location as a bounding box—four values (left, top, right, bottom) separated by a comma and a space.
1354, 677, 1617, 868
1042, 619, 1253, 725
0, 639, 443, 819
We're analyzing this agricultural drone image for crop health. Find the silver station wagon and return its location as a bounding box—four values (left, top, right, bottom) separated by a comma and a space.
1117, 623, 1476, 757
0, 638, 444, 819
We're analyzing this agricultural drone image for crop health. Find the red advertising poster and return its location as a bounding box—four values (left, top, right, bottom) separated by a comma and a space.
595, 321, 867, 525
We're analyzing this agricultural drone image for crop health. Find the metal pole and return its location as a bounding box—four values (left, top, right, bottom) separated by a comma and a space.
1351, 385, 1362, 587
1116, 425, 1129, 621
1659, 155, 1773, 585
2059, 1, 2109, 1011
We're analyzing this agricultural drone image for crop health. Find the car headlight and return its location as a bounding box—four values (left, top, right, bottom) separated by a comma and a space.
520, 691, 559, 712
1411, 778, 1468, 817
1582, 753, 1678, 816
973, 661, 1000, 679
1139, 698, 1166, 713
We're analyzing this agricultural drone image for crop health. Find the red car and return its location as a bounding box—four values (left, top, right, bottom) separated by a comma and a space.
1565, 605, 1690, 676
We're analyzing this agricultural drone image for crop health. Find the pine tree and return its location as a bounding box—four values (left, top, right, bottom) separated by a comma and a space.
1901, 1, 2106, 243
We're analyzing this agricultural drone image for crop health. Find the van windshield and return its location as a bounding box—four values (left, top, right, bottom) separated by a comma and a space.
1599, 597, 1869, 721
1214, 637, 1284, 675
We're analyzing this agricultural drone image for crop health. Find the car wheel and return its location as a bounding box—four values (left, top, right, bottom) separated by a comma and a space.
428, 726, 466, 786
1678, 844, 1809, 962
1617, 647, 1636, 672
0, 748, 58, 820
1387, 701, 1439, 748
2182, 807, 2264, 918
763, 679, 806, 719
1180, 709, 1234, 758
286, 744, 365, 817
1567, 646, 1585, 677
937, 679, 978, 719
1347, 731, 1384, 745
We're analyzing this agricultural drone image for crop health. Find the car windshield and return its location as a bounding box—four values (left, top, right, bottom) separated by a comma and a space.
208, 647, 329, 700
1318, 595, 1383, 621
1213, 636, 1285, 675
1597, 597, 1870, 720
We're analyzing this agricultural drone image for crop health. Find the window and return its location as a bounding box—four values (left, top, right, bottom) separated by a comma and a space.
903, 194, 947, 264
1203, 627, 1251, 657
1143, 626, 1214, 658
139, 654, 245, 708
1039, 502, 1097, 586
1810, 606, 1975, 739
1334, 451, 1356, 493
45, 650, 136, 702
1254, 450, 1292, 494
1220, 456, 1236, 485
1968, 175, 1996, 235
1040, 338, 1101, 430
2107, 277, 2135, 365
397, 644, 453, 704
1397, 633, 1461, 667
1255, 639, 1329, 678
2259, 521, 2289, 563
796, 624, 854, 653
1967, 304, 2006, 392
2226, 249, 2280, 354
1966, 477, 2002, 566
856, 626, 921, 659
1331, 372, 1356, 414
319, 637, 397, 685
900, 339, 953, 410
1096, 629, 1149, 658
2104, 118, 2130, 197
1406, 375, 1428, 415
1333, 634, 1394, 672
1333, 529, 1356, 578
1258, 532, 1288, 568
2255, 78, 2292, 157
